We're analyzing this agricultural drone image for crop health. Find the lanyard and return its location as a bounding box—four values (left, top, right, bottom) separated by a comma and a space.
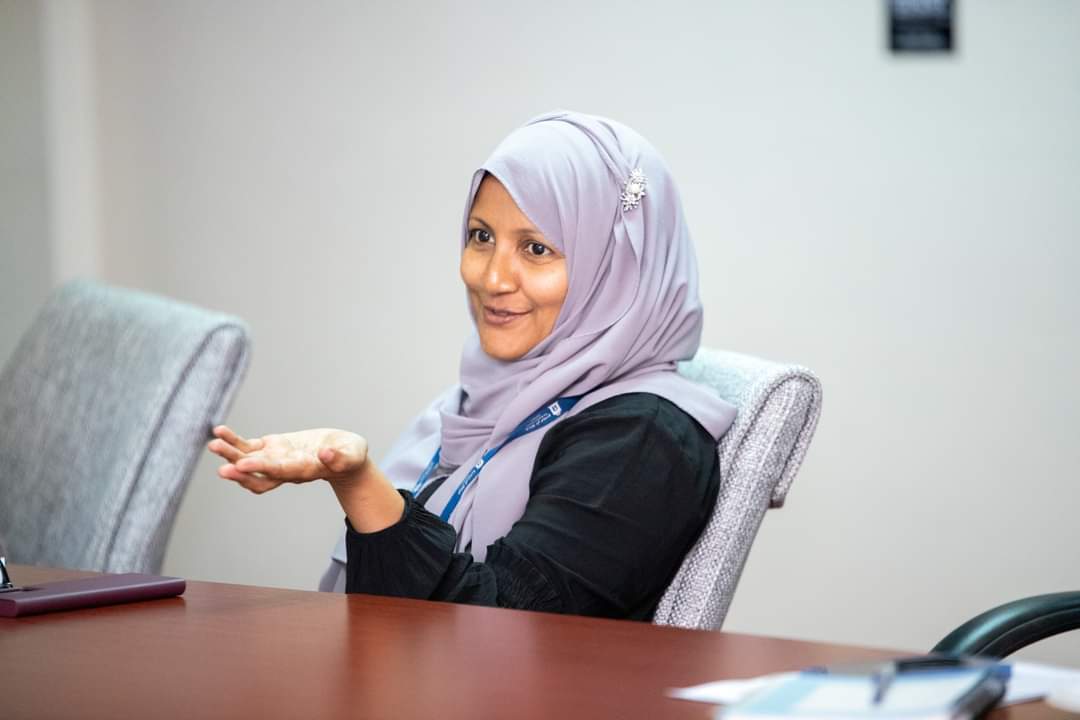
412, 396, 581, 522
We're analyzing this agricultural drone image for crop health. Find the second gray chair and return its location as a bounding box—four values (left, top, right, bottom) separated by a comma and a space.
0, 280, 250, 574
654, 348, 822, 630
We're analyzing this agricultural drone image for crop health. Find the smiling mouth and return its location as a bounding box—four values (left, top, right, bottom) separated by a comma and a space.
482, 306, 529, 327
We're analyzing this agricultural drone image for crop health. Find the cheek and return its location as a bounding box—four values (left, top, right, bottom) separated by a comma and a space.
529, 263, 569, 313
459, 251, 481, 292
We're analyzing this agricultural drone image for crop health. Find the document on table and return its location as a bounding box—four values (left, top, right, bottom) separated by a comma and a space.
1003, 661, 1080, 705
668, 660, 1080, 708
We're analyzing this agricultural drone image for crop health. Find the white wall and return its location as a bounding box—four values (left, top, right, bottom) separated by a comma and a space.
0, 1, 52, 362
7, 0, 1079, 665
0, 0, 99, 362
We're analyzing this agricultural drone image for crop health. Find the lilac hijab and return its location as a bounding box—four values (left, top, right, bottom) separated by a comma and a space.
319, 110, 735, 591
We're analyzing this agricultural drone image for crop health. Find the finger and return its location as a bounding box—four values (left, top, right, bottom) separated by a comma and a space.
207, 438, 246, 463
319, 447, 348, 474
212, 425, 244, 446
213, 425, 264, 453
217, 463, 266, 484
218, 464, 283, 494
320, 433, 367, 474
319, 445, 362, 474
234, 454, 281, 476
318, 447, 337, 468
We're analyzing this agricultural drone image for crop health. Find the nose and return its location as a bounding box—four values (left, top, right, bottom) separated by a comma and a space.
482, 244, 518, 294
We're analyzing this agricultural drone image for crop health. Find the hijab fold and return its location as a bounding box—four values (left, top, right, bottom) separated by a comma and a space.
319, 110, 735, 591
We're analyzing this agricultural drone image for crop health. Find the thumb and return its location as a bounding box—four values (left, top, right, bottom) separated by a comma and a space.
319, 436, 366, 474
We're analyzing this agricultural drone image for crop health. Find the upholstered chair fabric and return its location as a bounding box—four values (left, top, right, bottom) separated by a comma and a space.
0, 280, 250, 573
654, 348, 822, 630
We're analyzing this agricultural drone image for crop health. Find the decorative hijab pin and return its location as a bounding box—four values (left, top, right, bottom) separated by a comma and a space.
620, 168, 647, 211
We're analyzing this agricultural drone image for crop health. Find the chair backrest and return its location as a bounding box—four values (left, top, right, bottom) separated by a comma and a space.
654, 348, 822, 630
0, 280, 250, 573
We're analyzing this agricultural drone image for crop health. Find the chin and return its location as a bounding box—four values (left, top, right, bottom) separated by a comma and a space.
481, 345, 526, 362
479, 336, 528, 362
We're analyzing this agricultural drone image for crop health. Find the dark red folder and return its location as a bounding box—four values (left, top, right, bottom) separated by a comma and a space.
0, 573, 186, 617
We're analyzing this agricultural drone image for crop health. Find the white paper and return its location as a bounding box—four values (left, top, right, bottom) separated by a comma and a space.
668, 660, 1080, 708
1005, 660, 1080, 705
667, 674, 796, 704
795, 674, 981, 714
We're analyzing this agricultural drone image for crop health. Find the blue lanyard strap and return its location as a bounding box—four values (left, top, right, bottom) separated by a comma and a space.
411, 396, 581, 522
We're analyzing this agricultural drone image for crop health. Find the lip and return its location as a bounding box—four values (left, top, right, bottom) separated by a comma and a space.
482, 305, 529, 327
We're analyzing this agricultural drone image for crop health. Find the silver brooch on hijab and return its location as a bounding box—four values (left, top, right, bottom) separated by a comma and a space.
620, 168, 647, 211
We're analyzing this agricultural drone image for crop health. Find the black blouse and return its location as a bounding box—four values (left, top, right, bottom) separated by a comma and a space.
343, 392, 720, 620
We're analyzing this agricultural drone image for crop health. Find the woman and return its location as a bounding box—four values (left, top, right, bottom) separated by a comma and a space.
209, 110, 736, 620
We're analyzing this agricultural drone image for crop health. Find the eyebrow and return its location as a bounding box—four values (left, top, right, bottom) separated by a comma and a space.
467, 215, 543, 237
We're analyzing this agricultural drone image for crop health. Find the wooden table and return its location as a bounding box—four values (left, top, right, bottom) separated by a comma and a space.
0, 566, 1069, 719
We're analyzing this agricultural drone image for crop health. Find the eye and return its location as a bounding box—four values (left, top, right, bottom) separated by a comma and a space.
526, 241, 551, 257
468, 228, 493, 245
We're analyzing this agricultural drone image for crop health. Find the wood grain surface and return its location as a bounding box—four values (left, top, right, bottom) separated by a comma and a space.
0, 565, 1070, 720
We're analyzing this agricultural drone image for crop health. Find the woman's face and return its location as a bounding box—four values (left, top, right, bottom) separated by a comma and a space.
460, 174, 568, 361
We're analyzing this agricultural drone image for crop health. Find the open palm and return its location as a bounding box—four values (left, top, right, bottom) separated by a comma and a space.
208, 425, 369, 495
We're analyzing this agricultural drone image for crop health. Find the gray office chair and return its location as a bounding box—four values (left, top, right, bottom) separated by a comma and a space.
654, 348, 822, 630
0, 280, 250, 573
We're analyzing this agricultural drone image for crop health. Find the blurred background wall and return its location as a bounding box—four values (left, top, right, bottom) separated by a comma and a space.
2, 0, 1078, 664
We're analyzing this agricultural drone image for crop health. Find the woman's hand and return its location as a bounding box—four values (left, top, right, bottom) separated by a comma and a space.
208, 425, 369, 495
208, 425, 405, 532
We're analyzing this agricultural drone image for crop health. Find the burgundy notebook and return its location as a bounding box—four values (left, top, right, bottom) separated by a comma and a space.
0, 573, 186, 618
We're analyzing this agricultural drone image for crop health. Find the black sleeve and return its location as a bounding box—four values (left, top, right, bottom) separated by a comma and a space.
344, 393, 720, 620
